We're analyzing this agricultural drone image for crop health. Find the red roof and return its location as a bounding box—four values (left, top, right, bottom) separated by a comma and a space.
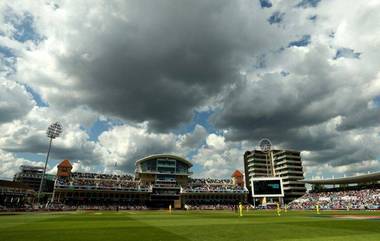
58, 159, 72, 168
231, 170, 243, 178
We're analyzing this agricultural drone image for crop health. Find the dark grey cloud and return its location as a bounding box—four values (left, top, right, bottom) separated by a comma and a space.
2, 0, 380, 178
337, 108, 380, 131
44, 0, 285, 132
212, 40, 380, 168
213, 70, 342, 141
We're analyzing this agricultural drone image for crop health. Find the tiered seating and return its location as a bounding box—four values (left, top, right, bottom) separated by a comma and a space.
288, 189, 380, 210
183, 178, 247, 193
56, 172, 149, 191
71, 172, 134, 181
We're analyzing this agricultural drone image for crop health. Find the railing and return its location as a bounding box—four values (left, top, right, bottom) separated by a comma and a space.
54, 184, 151, 192
181, 188, 248, 194
153, 184, 180, 189
136, 170, 192, 175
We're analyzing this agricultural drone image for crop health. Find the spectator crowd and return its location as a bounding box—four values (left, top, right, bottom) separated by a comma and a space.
56, 172, 149, 191
288, 189, 380, 210
183, 178, 247, 193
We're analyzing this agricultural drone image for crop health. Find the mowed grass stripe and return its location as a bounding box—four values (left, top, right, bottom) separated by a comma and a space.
0, 212, 186, 241
0, 211, 379, 241
145, 217, 379, 241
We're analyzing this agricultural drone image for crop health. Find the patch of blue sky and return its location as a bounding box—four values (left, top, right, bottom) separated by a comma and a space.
0, 45, 14, 58
175, 110, 218, 135
15, 152, 45, 162
0, 46, 17, 76
190, 164, 204, 177
83, 118, 115, 141
4, 9, 43, 44
334, 48, 361, 60
24, 85, 49, 107
296, 0, 321, 8
104, 118, 126, 127
288, 35, 311, 47
81, 117, 126, 142
268, 11, 285, 25
185, 148, 203, 164
259, 0, 272, 8
373, 96, 380, 107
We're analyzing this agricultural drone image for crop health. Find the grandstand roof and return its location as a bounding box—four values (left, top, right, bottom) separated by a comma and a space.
58, 159, 73, 168
231, 170, 243, 178
135, 154, 193, 167
301, 171, 380, 185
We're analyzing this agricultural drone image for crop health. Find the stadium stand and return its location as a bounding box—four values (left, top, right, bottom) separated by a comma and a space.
54, 170, 150, 207
13, 165, 54, 192
0, 180, 35, 210
181, 178, 248, 206
49, 155, 248, 209
289, 172, 380, 210
183, 178, 246, 193
288, 188, 380, 210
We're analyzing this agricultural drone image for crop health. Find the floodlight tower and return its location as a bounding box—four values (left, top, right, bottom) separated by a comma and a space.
37, 122, 63, 205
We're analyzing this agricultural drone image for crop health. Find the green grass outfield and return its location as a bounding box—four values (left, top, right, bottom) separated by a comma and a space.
0, 210, 379, 241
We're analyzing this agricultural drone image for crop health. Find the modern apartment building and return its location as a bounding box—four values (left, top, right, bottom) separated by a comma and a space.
244, 149, 306, 203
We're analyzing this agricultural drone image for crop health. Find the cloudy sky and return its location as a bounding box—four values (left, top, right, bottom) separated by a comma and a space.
0, 0, 379, 180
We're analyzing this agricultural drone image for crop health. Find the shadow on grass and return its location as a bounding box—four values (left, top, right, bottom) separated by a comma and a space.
0, 213, 191, 241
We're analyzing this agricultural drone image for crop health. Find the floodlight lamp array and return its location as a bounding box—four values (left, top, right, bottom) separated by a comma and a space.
47, 122, 63, 139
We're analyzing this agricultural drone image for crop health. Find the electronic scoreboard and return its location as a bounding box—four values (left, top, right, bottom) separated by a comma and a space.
251, 177, 284, 197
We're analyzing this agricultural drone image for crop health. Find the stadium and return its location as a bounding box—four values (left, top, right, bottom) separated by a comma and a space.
1, 1, 380, 240
52, 154, 248, 209
1, 151, 380, 241
1, 154, 248, 210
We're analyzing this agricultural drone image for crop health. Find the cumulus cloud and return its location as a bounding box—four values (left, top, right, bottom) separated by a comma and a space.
191, 133, 250, 178
0, 149, 41, 179
0, 0, 380, 179
177, 124, 208, 150
0, 79, 34, 123
0, 105, 103, 165
212, 0, 380, 177
98, 123, 179, 171
9, 0, 292, 131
